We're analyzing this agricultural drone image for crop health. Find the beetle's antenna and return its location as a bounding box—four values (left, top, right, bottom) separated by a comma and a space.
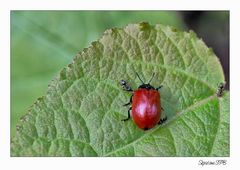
148, 73, 155, 84
136, 72, 145, 84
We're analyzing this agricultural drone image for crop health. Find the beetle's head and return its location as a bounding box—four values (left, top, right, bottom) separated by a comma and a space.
138, 83, 155, 90
136, 72, 156, 90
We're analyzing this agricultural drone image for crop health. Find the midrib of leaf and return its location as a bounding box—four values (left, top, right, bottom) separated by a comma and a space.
103, 94, 218, 156
208, 101, 221, 155
209, 94, 229, 156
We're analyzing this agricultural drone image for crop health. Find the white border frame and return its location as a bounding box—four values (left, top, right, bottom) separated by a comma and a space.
1, 0, 239, 170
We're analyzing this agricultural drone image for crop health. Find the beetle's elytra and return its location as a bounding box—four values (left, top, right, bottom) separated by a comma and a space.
120, 73, 167, 130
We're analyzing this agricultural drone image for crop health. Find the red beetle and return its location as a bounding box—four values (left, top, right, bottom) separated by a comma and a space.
120, 73, 167, 130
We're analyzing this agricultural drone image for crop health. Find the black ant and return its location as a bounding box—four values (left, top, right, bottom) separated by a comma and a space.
216, 82, 226, 97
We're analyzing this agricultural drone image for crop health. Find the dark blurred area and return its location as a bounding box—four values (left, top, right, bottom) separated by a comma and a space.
180, 11, 229, 89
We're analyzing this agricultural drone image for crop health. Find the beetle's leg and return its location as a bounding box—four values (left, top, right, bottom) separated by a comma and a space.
123, 102, 131, 106
156, 85, 163, 91
158, 116, 167, 125
122, 107, 132, 121
123, 96, 133, 106
120, 80, 133, 92
161, 107, 164, 111
123, 94, 133, 106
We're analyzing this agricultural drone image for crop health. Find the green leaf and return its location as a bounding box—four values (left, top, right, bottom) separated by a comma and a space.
11, 23, 229, 156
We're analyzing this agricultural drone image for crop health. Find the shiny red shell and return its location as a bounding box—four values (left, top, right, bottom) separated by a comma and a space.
132, 89, 161, 129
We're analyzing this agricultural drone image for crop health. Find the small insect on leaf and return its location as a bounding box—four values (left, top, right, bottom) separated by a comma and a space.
216, 82, 226, 97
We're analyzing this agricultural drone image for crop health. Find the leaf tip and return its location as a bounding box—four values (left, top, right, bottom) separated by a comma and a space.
91, 41, 98, 47
139, 22, 151, 30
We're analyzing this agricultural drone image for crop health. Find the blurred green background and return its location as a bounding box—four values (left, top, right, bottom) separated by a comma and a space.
11, 11, 229, 137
